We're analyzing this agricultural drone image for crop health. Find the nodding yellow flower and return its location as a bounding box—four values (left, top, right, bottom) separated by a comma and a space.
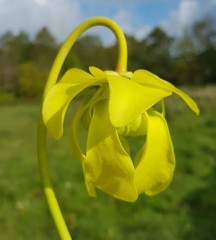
38, 17, 199, 240
42, 66, 199, 202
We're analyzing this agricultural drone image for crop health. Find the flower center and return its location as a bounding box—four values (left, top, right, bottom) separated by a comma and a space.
117, 113, 147, 137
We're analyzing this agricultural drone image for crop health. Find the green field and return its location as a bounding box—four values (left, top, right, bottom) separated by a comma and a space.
0, 86, 216, 240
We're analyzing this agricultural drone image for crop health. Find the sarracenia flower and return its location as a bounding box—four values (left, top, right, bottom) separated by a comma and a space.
42, 67, 199, 202
38, 17, 199, 240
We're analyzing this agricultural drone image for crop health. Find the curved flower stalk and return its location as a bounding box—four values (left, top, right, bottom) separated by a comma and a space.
38, 16, 199, 240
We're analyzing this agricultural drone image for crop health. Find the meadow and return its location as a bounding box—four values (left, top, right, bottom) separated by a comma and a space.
0, 85, 216, 240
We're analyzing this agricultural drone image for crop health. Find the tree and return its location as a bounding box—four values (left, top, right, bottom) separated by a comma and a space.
141, 27, 174, 80
0, 31, 30, 91
126, 35, 144, 71
0, 31, 15, 48
17, 61, 47, 98
192, 17, 216, 52
35, 27, 57, 47
174, 16, 216, 84
192, 17, 216, 83
173, 36, 199, 84
73, 35, 111, 70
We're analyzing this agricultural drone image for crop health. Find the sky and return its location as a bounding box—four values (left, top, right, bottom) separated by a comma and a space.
0, 0, 215, 44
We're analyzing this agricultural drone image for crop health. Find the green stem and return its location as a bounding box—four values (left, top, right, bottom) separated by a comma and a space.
37, 17, 128, 240
43, 16, 128, 96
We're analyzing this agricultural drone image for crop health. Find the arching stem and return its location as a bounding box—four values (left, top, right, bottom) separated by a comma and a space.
43, 16, 128, 96
37, 17, 128, 240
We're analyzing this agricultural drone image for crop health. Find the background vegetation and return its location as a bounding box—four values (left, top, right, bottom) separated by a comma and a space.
0, 15, 216, 102
0, 14, 216, 240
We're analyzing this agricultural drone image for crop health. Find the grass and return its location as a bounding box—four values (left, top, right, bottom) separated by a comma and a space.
0, 85, 216, 240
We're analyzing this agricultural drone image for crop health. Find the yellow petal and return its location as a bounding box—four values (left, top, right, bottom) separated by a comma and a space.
89, 66, 107, 80
135, 109, 175, 195
84, 100, 138, 202
42, 68, 98, 139
133, 70, 200, 115
107, 74, 172, 128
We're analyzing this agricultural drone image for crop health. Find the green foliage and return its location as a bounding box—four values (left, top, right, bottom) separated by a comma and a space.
35, 27, 57, 47
0, 91, 15, 104
0, 86, 216, 239
17, 61, 47, 98
72, 35, 114, 71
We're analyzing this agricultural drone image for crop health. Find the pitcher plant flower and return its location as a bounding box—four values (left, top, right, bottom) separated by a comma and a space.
37, 17, 199, 240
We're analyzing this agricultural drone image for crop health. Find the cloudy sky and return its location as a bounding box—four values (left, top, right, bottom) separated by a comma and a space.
0, 0, 215, 44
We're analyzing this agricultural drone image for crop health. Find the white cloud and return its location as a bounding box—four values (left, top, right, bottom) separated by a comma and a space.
34, 0, 49, 6
0, 0, 214, 45
114, 10, 152, 41
114, 9, 132, 34
160, 0, 199, 36
0, 0, 83, 41
134, 26, 152, 40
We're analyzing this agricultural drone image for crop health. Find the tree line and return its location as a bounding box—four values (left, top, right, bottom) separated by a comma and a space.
0, 16, 215, 101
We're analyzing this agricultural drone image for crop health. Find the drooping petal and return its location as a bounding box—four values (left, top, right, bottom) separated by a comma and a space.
84, 100, 138, 202
134, 109, 175, 195
132, 70, 200, 115
70, 86, 109, 162
42, 68, 101, 139
107, 74, 172, 128
69, 87, 110, 198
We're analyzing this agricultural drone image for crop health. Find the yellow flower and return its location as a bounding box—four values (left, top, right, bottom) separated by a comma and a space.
42, 66, 199, 202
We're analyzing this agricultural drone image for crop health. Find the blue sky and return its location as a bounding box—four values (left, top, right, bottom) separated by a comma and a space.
0, 0, 215, 44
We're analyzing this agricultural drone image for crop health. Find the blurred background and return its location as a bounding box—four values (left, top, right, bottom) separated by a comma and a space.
0, 0, 216, 239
